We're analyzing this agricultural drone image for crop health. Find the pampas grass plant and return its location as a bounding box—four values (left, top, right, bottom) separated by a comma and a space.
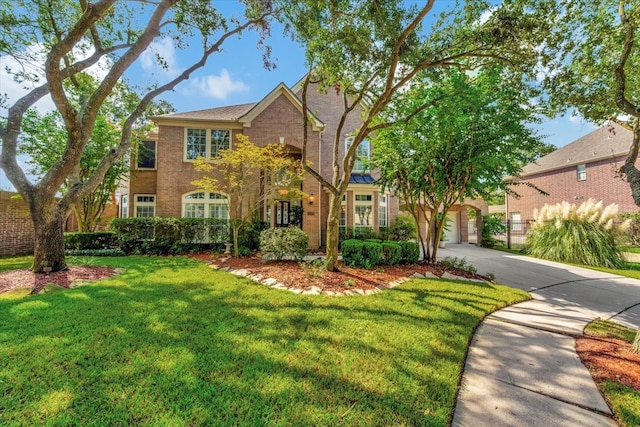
525, 199, 630, 268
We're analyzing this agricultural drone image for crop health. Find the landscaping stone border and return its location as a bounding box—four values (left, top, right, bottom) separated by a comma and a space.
210, 264, 488, 296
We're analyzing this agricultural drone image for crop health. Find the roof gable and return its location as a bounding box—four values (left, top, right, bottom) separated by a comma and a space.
239, 82, 325, 131
520, 122, 632, 177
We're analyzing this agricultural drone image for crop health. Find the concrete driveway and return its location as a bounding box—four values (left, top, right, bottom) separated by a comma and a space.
438, 245, 640, 426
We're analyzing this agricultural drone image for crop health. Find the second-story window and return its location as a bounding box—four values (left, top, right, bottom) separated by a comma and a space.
185, 128, 231, 160
211, 130, 230, 157
345, 136, 371, 172
137, 140, 157, 169
186, 128, 207, 160
577, 164, 586, 181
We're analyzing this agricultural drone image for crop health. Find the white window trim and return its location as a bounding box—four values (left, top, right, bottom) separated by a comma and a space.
121, 194, 129, 218
181, 191, 229, 220
345, 136, 371, 173
379, 193, 388, 228
136, 139, 158, 170
134, 194, 156, 217
354, 193, 374, 228
577, 164, 587, 181
183, 128, 232, 162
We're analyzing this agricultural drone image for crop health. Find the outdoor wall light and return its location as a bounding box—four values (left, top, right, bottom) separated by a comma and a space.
308, 193, 315, 205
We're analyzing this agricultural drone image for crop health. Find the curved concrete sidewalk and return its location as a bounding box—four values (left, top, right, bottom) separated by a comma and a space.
440, 245, 640, 427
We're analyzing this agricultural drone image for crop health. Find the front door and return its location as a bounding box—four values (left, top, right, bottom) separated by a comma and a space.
275, 201, 291, 227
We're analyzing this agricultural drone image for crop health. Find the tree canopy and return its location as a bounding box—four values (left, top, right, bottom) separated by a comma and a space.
372, 67, 545, 261
284, 0, 554, 269
0, 0, 275, 271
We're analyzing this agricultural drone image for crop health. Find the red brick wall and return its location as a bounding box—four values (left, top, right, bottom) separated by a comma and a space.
507, 155, 637, 219
0, 191, 34, 256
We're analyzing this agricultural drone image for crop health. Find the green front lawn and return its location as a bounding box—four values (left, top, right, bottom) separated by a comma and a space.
0, 256, 528, 426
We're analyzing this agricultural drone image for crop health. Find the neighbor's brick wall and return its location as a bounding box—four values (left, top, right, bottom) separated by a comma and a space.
0, 191, 34, 256
507, 155, 637, 219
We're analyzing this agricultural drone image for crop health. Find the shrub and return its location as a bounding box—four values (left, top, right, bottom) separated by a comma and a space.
399, 241, 420, 264
65, 248, 125, 257
388, 214, 416, 241
362, 241, 383, 267
341, 239, 364, 267
480, 214, 506, 248
64, 232, 118, 250
440, 256, 477, 274
381, 241, 402, 265
259, 227, 309, 261
110, 217, 228, 255
238, 219, 270, 253
525, 199, 629, 268
619, 212, 640, 246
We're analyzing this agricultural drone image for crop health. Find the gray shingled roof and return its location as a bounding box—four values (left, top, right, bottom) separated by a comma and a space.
520, 122, 633, 177
153, 103, 257, 122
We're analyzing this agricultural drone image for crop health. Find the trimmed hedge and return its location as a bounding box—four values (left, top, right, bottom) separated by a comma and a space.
65, 249, 126, 257
110, 217, 229, 255
259, 227, 309, 261
362, 241, 383, 267
399, 241, 420, 264
381, 241, 402, 265
341, 239, 364, 267
64, 232, 118, 250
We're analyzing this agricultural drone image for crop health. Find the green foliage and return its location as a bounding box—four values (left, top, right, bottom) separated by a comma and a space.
299, 258, 325, 278
110, 217, 228, 255
381, 241, 402, 266
65, 249, 125, 257
259, 227, 309, 261
440, 256, 478, 275
238, 219, 270, 253
481, 214, 507, 248
619, 212, 640, 246
525, 199, 629, 268
64, 232, 118, 250
399, 241, 420, 264
387, 214, 417, 241
340, 239, 364, 267
361, 241, 383, 267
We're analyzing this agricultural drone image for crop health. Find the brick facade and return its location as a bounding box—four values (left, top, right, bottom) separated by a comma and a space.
123, 81, 407, 249
0, 191, 34, 256
507, 155, 637, 220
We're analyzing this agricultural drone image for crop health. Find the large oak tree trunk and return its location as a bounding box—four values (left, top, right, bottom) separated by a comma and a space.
325, 193, 342, 272
31, 199, 68, 273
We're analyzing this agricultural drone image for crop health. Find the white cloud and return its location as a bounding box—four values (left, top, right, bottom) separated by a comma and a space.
140, 37, 181, 78
188, 69, 249, 100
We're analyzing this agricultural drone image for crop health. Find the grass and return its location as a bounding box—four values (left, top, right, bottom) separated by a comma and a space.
620, 246, 640, 254
583, 319, 640, 427
0, 255, 32, 272
0, 255, 529, 426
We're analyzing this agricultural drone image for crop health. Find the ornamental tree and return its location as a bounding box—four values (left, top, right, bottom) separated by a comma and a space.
372, 67, 544, 262
0, 0, 275, 272
191, 134, 305, 258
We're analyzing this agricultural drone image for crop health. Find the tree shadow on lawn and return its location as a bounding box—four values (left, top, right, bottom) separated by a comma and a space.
0, 267, 526, 426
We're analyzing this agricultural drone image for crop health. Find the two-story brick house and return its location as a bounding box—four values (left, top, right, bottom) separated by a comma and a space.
119, 79, 403, 249
506, 122, 638, 224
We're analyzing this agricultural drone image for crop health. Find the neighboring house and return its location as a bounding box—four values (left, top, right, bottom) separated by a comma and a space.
506, 122, 638, 223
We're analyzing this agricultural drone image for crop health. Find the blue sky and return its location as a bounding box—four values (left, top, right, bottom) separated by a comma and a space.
0, 5, 598, 191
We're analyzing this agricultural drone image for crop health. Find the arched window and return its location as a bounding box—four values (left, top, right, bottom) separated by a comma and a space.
182, 192, 229, 221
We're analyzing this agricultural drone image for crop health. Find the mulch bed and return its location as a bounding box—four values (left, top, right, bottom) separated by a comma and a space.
0, 266, 118, 295
576, 335, 640, 392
